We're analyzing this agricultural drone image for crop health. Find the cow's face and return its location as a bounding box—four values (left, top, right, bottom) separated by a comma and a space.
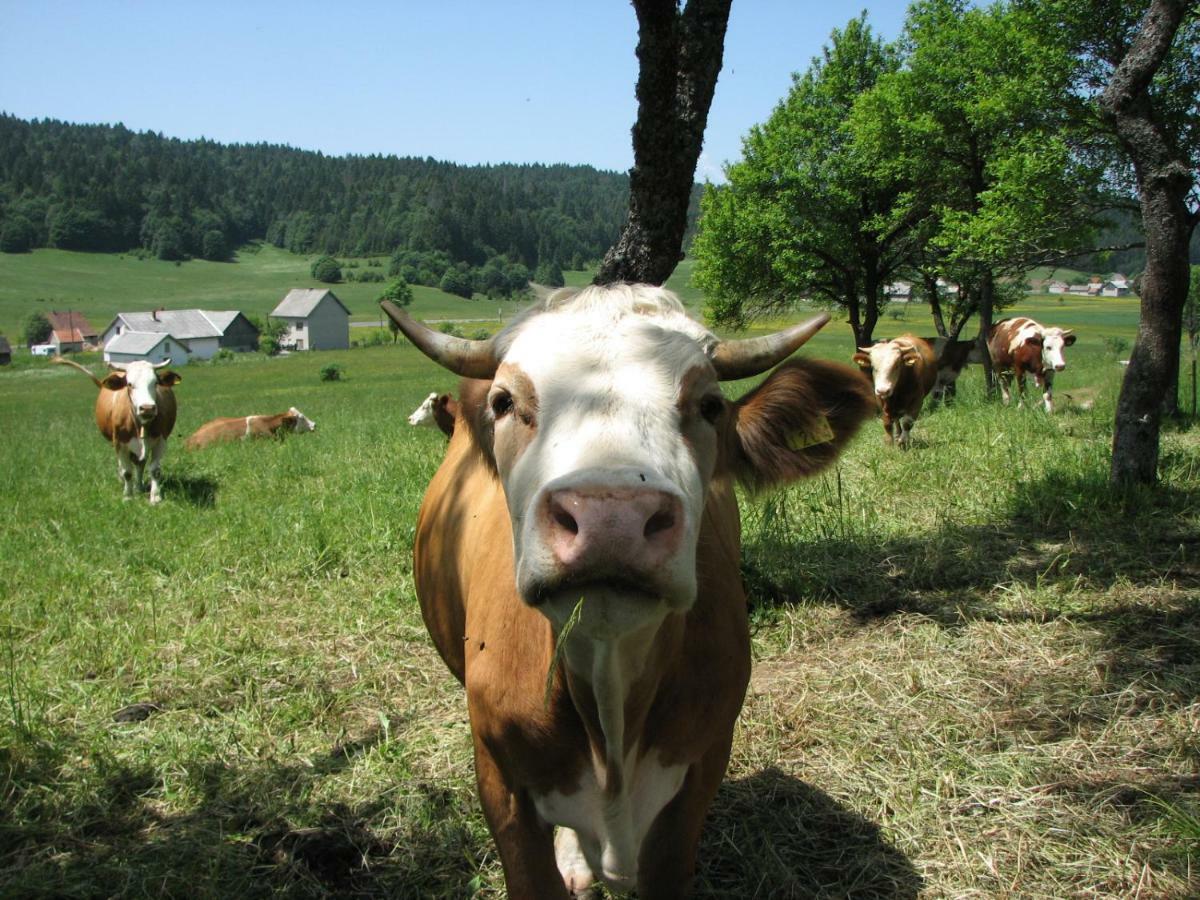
102, 361, 179, 425
854, 340, 917, 400
408, 392, 440, 427
288, 407, 316, 433
387, 286, 873, 640
1041, 328, 1075, 372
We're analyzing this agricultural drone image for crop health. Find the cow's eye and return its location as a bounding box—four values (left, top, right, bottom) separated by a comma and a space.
491, 390, 514, 419
699, 394, 724, 424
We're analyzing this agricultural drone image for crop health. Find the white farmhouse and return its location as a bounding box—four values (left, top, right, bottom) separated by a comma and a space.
270, 289, 351, 351
104, 331, 189, 366
102, 309, 227, 361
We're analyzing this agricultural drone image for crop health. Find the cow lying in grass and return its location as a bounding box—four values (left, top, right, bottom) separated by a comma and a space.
183, 407, 316, 449
54, 357, 181, 504
853, 335, 937, 448
407, 391, 458, 437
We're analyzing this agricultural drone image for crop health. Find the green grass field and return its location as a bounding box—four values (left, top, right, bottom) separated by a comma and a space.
2, 276, 1198, 897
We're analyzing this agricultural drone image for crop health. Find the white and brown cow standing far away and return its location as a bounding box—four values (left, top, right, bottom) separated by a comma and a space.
853, 335, 937, 447
407, 391, 458, 437
382, 284, 875, 899
988, 317, 1076, 413
183, 407, 316, 450
54, 357, 181, 504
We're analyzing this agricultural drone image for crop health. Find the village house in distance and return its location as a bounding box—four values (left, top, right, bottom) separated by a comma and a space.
101, 308, 260, 365
46, 310, 99, 354
269, 289, 351, 351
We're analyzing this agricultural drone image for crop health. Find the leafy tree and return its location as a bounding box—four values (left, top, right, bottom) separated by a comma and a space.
201, 229, 229, 261
856, 0, 1099, 382
534, 259, 565, 287
152, 219, 188, 261
0, 215, 35, 253
379, 278, 414, 342
22, 312, 52, 346
310, 255, 342, 283
693, 14, 908, 344
48, 206, 109, 251
439, 269, 474, 299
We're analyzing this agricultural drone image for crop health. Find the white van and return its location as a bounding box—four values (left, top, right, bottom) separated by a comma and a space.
30, 344, 55, 357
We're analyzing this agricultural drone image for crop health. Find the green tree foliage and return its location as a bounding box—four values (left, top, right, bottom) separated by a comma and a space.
310, 255, 342, 283
201, 229, 229, 261
0, 215, 35, 253
0, 114, 638, 274
21, 312, 52, 346
379, 278, 414, 307
439, 269, 474, 299
693, 14, 909, 344
534, 259, 565, 287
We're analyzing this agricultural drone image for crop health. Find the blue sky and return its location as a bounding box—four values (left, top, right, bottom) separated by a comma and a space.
0, 1, 911, 181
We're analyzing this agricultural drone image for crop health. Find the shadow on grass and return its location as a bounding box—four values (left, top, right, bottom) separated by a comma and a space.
698, 767, 921, 898
163, 474, 218, 508
0, 733, 488, 899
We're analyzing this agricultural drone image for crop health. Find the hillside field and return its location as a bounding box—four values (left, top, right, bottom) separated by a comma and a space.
1, 287, 1198, 897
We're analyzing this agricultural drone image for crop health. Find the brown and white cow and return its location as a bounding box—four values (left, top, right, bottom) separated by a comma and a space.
988, 317, 1076, 413
54, 357, 181, 504
183, 407, 316, 450
382, 284, 874, 898
852, 335, 937, 447
921, 336, 985, 404
407, 391, 458, 437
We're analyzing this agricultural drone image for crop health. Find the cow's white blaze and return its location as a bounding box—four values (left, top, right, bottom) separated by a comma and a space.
862, 340, 909, 398
1041, 328, 1070, 371
493, 287, 719, 625
122, 361, 162, 423
407, 392, 439, 426
288, 407, 316, 433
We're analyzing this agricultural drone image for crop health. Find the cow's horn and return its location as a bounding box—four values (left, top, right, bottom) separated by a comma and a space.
710, 313, 830, 381
107, 361, 128, 371
380, 300, 499, 379
152, 359, 172, 369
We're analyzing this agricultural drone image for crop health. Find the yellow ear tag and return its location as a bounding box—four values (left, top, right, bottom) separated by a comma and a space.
787, 415, 835, 450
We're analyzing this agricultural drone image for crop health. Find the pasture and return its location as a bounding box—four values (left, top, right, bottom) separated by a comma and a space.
2, 298, 1198, 898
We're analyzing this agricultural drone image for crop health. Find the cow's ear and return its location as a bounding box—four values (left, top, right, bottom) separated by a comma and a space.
852, 352, 871, 369
903, 353, 918, 366
1062, 332, 1076, 346
101, 373, 126, 390
728, 358, 875, 490
157, 371, 182, 386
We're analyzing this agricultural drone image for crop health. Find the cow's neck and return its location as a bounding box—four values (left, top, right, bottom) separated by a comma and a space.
555, 612, 681, 877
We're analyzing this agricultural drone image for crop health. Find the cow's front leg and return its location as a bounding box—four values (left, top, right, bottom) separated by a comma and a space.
146, 438, 167, 505
1039, 371, 1054, 413
472, 736, 569, 900
997, 372, 1013, 406
880, 409, 895, 445
116, 447, 136, 501
1014, 370, 1028, 408
897, 414, 915, 448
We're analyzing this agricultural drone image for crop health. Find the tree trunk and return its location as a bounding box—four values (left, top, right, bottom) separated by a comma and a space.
595, 0, 732, 286
924, 272, 948, 337
1100, 0, 1195, 486
1111, 186, 1192, 484
977, 271, 997, 396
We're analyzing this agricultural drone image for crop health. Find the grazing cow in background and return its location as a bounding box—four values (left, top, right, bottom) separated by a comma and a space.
183, 407, 316, 450
382, 284, 874, 899
853, 335, 937, 447
407, 391, 458, 437
54, 357, 181, 504
921, 336, 985, 404
988, 317, 1076, 413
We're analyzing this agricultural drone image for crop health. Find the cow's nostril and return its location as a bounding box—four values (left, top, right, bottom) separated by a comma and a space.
553, 507, 579, 536
644, 510, 675, 539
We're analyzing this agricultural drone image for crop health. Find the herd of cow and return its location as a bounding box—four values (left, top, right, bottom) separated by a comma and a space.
54, 288, 1076, 897
851, 315, 1077, 447
53, 356, 316, 504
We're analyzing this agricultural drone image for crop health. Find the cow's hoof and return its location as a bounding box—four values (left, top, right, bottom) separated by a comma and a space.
149, 495, 162, 506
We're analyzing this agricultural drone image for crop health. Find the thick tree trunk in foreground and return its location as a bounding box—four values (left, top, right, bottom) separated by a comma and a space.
595, 0, 732, 286
1100, 0, 1197, 485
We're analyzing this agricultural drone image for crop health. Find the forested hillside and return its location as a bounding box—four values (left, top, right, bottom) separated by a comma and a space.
0, 114, 653, 269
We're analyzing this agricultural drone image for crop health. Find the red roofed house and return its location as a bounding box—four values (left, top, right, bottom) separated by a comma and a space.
47, 311, 98, 354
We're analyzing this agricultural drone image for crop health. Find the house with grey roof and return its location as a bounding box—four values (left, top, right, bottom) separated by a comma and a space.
104, 331, 188, 367
270, 289, 350, 351
101, 309, 261, 362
